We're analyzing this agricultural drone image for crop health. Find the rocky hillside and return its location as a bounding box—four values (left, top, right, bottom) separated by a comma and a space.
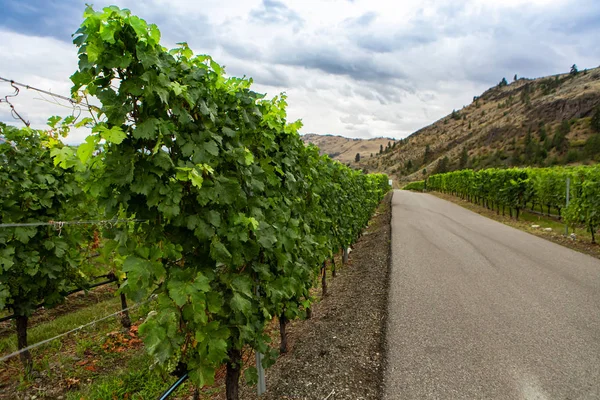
358, 67, 600, 183
301, 134, 396, 165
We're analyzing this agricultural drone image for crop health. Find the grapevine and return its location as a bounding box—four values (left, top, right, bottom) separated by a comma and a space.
65, 6, 390, 399
425, 166, 600, 242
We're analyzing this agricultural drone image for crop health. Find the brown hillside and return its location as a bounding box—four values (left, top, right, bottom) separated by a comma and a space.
359, 67, 600, 183
301, 134, 396, 165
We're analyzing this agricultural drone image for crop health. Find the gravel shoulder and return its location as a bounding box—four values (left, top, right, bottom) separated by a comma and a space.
242, 192, 392, 399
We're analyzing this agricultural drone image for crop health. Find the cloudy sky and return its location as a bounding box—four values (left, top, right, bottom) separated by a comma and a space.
1, 0, 599, 143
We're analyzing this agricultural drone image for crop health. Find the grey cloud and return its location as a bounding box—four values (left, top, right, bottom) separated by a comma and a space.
340, 114, 366, 125
250, 0, 303, 26
139, 12, 219, 50
344, 12, 378, 27
5, 0, 600, 142
354, 31, 436, 53
0, 0, 82, 41
224, 61, 290, 88
272, 44, 406, 82
221, 41, 263, 61
248, 67, 290, 88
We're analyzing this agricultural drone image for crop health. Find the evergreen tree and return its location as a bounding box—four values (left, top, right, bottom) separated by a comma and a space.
558, 120, 571, 136
585, 135, 600, 159
591, 107, 600, 133
499, 77, 508, 87
459, 147, 469, 169
511, 146, 522, 166
423, 144, 432, 164
525, 128, 533, 145
552, 124, 569, 153
434, 156, 450, 174
570, 64, 579, 76
355, 153, 360, 162
539, 125, 547, 141
379, 144, 383, 154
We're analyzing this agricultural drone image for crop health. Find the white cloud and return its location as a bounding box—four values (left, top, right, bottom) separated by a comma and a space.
1, 0, 599, 142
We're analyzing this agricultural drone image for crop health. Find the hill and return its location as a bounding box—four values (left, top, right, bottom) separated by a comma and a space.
353, 67, 600, 182
301, 134, 396, 165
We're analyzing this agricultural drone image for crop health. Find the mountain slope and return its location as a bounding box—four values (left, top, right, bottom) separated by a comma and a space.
301, 134, 396, 165
359, 67, 600, 181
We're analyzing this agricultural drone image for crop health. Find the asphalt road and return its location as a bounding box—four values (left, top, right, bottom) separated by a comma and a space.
384, 190, 600, 400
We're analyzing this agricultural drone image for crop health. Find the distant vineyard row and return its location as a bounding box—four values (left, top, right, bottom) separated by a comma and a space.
404, 166, 600, 242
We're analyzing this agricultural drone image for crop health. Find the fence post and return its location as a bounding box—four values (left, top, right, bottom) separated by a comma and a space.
255, 284, 266, 396
256, 351, 266, 395
565, 177, 570, 236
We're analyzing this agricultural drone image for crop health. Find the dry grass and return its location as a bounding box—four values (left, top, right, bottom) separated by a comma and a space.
353, 67, 600, 181
301, 134, 396, 165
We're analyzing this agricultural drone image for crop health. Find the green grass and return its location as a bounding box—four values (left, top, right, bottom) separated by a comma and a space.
0, 296, 150, 354
518, 209, 591, 239
65, 351, 191, 400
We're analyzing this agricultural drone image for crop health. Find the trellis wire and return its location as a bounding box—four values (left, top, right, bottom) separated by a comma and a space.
0, 296, 154, 363
0, 219, 147, 229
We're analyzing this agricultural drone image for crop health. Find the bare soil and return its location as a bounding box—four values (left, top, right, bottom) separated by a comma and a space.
240, 192, 392, 400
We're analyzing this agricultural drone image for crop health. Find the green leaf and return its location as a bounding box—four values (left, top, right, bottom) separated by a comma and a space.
167, 279, 189, 307
50, 146, 75, 168
206, 291, 223, 313
210, 60, 223, 76
244, 148, 254, 165
134, 118, 158, 139
222, 127, 236, 137
258, 231, 277, 249
170, 82, 186, 96
230, 292, 252, 316
190, 169, 204, 188
77, 135, 99, 163
206, 210, 220, 228
206, 338, 228, 363
193, 273, 211, 292
47, 116, 61, 128
0, 247, 15, 271
129, 15, 148, 39
210, 239, 231, 261
14, 227, 37, 244
99, 23, 116, 43
244, 366, 258, 385
204, 140, 219, 157
96, 125, 126, 144
149, 24, 161, 44
0, 283, 9, 310
86, 41, 103, 63
140, 320, 172, 363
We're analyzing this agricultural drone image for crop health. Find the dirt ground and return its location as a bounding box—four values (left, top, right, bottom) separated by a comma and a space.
240, 192, 392, 400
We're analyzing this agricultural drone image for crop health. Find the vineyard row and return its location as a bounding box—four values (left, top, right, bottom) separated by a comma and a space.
0, 5, 390, 399
404, 165, 600, 242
